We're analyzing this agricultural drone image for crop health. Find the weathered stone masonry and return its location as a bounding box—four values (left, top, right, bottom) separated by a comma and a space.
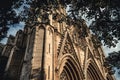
0, 5, 115, 80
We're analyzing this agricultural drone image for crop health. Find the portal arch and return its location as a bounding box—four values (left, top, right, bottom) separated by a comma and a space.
86, 59, 104, 80
58, 54, 83, 80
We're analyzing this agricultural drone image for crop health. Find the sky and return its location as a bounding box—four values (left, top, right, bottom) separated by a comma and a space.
85, 18, 120, 80
1, 20, 120, 80
0, 6, 120, 80
103, 42, 120, 80
1, 22, 25, 44
103, 41, 120, 56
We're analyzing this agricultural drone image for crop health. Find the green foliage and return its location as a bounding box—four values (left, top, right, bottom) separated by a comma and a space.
21, 0, 120, 48
0, 0, 24, 40
66, 0, 120, 48
105, 51, 120, 74
0, 0, 120, 46
0, 0, 120, 75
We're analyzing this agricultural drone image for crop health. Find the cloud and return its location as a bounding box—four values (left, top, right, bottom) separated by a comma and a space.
1, 22, 25, 44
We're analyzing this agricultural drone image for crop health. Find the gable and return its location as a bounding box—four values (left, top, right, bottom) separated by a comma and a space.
57, 31, 80, 63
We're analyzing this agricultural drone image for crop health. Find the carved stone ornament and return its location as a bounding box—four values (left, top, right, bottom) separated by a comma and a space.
62, 36, 78, 61
71, 31, 87, 51
60, 71, 67, 80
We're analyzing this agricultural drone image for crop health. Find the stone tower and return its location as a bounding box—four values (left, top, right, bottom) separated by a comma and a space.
0, 4, 115, 80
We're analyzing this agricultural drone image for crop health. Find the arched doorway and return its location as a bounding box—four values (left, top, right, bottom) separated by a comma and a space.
86, 61, 103, 80
58, 55, 83, 80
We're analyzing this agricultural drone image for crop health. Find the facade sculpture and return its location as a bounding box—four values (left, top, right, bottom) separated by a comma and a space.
0, 5, 115, 80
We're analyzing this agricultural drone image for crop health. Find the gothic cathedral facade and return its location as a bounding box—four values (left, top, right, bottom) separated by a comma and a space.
0, 5, 115, 80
